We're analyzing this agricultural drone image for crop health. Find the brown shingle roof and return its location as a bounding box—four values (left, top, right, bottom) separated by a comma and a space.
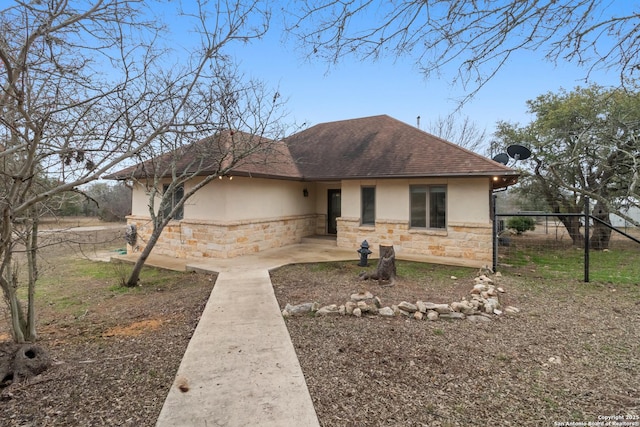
285, 115, 517, 180
108, 115, 518, 186
106, 131, 301, 180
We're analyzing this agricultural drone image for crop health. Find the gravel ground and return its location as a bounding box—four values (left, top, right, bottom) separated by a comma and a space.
271, 260, 640, 427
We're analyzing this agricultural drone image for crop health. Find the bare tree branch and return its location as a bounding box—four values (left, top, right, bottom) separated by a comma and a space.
0, 0, 276, 342
287, 1, 640, 101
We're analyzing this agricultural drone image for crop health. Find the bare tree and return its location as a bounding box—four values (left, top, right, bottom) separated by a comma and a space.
0, 0, 272, 343
287, 1, 640, 100
112, 71, 291, 287
427, 114, 488, 153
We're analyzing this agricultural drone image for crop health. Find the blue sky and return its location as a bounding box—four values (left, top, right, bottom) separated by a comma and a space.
221, 7, 622, 140
166, 2, 624, 142
236, 40, 618, 133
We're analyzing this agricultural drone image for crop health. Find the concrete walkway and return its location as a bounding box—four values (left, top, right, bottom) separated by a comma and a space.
115, 242, 358, 427
111, 241, 484, 426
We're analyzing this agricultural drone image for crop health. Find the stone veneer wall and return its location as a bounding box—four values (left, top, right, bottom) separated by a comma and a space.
126, 214, 321, 259
336, 217, 492, 265
315, 214, 328, 235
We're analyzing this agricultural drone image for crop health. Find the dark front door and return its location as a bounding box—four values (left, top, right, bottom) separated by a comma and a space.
327, 189, 341, 235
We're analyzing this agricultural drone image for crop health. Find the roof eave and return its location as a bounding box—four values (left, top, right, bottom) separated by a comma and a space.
301, 171, 520, 181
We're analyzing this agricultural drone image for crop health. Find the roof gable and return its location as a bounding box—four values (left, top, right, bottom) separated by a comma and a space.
285, 115, 515, 180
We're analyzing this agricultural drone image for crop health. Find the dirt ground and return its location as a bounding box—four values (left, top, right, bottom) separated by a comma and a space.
271, 261, 640, 427
1, 220, 639, 426
0, 266, 215, 427
0, 221, 216, 426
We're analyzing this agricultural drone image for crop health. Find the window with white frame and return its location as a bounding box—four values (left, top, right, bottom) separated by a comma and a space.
410, 185, 446, 229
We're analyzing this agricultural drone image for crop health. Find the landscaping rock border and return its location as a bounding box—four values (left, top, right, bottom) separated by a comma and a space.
282, 273, 521, 322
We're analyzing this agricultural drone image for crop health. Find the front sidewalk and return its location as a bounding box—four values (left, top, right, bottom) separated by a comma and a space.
114, 243, 357, 426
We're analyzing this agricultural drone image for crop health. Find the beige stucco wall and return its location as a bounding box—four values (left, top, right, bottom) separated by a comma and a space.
131, 182, 152, 217
127, 176, 322, 259
448, 178, 492, 223
128, 175, 494, 265
187, 176, 315, 220
340, 178, 491, 224
336, 177, 493, 266
131, 176, 316, 220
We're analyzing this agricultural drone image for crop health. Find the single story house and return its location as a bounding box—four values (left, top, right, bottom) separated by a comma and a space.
109, 115, 519, 266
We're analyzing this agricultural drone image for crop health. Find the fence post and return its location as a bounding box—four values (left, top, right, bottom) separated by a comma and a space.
492, 194, 498, 273
584, 196, 590, 283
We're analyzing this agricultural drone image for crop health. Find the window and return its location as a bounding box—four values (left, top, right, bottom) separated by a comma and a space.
162, 183, 184, 220
361, 186, 375, 225
410, 185, 446, 229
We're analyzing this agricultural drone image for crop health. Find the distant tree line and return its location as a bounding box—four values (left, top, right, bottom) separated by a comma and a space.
42, 181, 131, 222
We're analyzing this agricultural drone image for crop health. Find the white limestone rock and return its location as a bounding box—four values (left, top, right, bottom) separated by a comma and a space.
379, 306, 395, 317
467, 315, 491, 323
353, 307, 362, 318
478, 274, 493, 284
284, 302, 315, 315
451, 301, 474, 313
427, 311, 439, 321
432, 304, 453, 314
351, 291, 374, 302
345, 301, 357, 315
471, 284, 487, 294
413, 311, 424, 321
423, 302, 438, 310
398, 301, 418, 313
440, 312, 466, 320
483, 297, 500, 314
416, 301, 428, 313
316, 304, 340, 316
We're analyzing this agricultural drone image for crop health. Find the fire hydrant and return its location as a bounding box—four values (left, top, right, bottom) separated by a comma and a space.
357, 240, 372, 267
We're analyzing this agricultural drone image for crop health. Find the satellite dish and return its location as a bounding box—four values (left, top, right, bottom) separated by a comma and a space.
507, 144, 531, 160
492, 153, 510, 165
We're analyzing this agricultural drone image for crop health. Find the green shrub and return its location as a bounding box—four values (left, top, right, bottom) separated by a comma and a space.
506, 216, 536, 235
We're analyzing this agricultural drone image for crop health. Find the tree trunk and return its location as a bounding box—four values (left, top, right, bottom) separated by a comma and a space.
590, 201, 612, 250
376, 245, 397, 285
6, 290, 26, 343
359, 245, 396, 286
26, 210, 38, 341
124, 221, 164, 287
557, 214, 584, 246
1, 342, 51, 385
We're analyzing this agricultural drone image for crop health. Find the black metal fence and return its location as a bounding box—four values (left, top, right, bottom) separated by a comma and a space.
493, 196, 640, 282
